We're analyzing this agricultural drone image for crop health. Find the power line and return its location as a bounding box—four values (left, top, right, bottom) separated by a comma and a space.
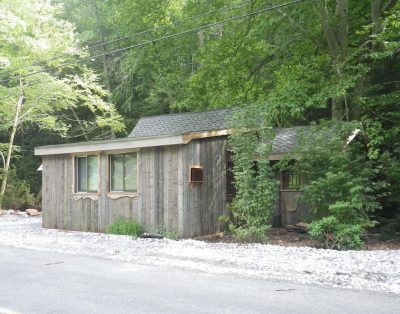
1, 0, 307, 85
9, 0, 253, 74
89, 0, 253, 49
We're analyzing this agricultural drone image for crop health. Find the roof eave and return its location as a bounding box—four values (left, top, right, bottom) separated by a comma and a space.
34, 134, 184, 156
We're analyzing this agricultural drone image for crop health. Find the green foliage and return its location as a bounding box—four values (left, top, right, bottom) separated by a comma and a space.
0, 0, 125, 209
218, 214, 230, 233
294, 122, 382, 217
291, 122, 383, 249
0, 168, 38, 210
308, 216, 365, 250
106, 219, 143, 237
156, 223, 178, 240
52, 0, 400, 241
0, 0, 398, 238
231, 224, 269, 244
228, 107, 278, 242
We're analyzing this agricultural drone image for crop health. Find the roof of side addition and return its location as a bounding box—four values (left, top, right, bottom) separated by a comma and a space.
129, 109, 234, 138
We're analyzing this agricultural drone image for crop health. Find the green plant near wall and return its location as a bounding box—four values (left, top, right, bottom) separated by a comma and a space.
156, 223, 178, 240
291, 122, 383, 250
106, 219, 143, 238
228, 107, 279, 243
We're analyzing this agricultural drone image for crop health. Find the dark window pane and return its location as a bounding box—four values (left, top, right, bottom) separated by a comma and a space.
226, 150, 236, 201
190, 167, 203, 182
282, 170, 302, 190
77, 157, 87, 192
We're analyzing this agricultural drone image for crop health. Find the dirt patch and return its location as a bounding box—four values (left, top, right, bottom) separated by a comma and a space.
196, 228, 400, 251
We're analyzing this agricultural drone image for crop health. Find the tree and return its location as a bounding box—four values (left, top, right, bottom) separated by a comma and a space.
0, 0, 124, 209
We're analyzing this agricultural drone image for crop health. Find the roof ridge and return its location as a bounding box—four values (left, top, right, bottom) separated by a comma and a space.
137, 108, 234, 120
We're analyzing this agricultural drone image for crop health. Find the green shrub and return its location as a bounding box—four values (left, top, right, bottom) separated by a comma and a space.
308, 216, 364, 250
291, 122, 384, 250
156, 223, 178, 240
163, 230, 178, 240
1, 168, 38, 210
228, 108, 278, 242
231, 224, 269, 243
218, 214, 230, 232
106, 219, 143, 237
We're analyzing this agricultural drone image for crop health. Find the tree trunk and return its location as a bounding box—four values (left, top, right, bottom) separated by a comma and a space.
371, 0, 397, 48
0, 94, 24, 209
317, 0, 348, 120
91, 0, 112, 92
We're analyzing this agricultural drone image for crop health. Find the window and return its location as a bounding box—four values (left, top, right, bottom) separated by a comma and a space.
110, 153, 137, 192
190, 166, 203, 183
75, 155, 98, 193
281, 169, 303, 190
226, 150, 236, 201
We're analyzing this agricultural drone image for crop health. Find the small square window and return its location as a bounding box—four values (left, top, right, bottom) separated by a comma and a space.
281, 169, 304, 190
190, 166, 203, 183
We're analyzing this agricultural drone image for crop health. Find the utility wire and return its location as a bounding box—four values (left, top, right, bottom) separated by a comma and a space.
1, 0, 307, 85
9, 0, 253, 74
89, 0, 253, 49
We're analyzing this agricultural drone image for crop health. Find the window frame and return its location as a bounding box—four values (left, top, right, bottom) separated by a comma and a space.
109, 152, 138, 193
74, 154, 100, 194
280, 169, 305, 191
226, 150, 236, 201
189, 165, 204, 183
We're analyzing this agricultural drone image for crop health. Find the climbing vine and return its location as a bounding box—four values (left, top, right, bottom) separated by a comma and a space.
228, 107, 279, 243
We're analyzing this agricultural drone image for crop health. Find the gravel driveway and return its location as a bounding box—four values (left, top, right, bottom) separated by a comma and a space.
0, 215, 399, 294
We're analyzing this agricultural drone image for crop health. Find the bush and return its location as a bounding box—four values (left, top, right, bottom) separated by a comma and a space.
218, 214, 230, 233
156, 223, 178, 240
231, 224, 269, 243
291, 122, 383, 250
1, 168, 38, 210
106, 219, 143, 237
228, 108, 278, 242
308, 216, 364, 250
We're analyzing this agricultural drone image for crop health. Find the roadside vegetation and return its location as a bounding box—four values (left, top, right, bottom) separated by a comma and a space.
106, 219, 143, 237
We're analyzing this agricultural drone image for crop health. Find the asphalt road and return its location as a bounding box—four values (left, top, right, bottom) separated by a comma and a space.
0, 246, 398, 314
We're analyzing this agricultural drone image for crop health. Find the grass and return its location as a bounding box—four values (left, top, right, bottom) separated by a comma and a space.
157, 223, 178, 240
106, 219, 143, 237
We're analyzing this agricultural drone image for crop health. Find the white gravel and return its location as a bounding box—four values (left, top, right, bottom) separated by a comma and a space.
0, 215, 399, 294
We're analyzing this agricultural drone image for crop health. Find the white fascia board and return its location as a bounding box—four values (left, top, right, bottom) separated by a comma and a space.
34, 135, 183, 156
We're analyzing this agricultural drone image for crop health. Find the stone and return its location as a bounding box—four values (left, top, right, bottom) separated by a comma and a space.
0, 209, 5, 215
6, 209, 15, 215
296, 222, 309, 229
26, 208, 40, 216
16, 210, 28, 217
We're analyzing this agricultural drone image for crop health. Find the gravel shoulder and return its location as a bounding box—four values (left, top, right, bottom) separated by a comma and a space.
0, 215, 399, 294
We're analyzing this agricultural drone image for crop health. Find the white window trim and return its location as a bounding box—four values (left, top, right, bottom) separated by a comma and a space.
72, 154, 100, 195
108, 152, 139, 194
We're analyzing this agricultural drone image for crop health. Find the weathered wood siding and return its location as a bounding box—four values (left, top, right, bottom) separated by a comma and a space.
181, 137, 229, 237
42, 147, 179, 233
42, 154, 99, 231
279, 191, 309, 226
41, 138, 229, 237
138, 145, 181, 234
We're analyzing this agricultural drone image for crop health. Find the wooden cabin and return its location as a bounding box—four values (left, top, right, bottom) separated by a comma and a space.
35, 109, 307, 237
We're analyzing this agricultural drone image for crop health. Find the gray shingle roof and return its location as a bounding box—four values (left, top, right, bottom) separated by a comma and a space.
272, 127, 308, 154
129, 109, 307, 154
129, 109, 233, 138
